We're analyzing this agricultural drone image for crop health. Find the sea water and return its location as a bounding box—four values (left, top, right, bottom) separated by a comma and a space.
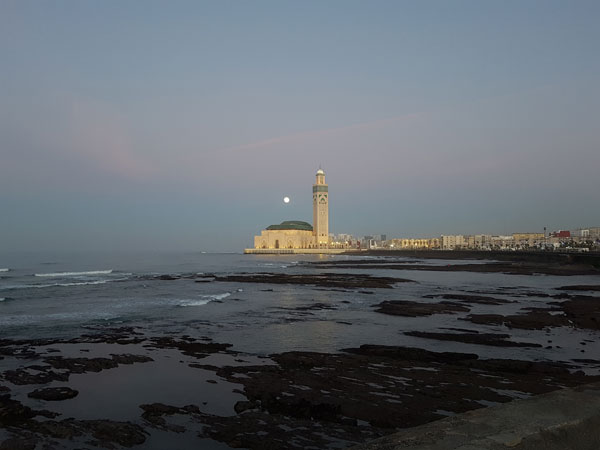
1, 251, 599, 368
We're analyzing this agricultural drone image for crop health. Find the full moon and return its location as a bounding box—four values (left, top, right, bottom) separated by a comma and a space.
283, 196, 290, 204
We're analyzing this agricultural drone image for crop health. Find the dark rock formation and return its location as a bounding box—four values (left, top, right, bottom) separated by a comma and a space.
213, 272, 412, 289
557, 285, 600, 292
423, 293, 513, 305
308, 258, 599, 276
145, 336, 231, 359
374, 300, 470, 317
27, 387, 79, 401
462, 295, 600, 331
404, 331, 542, 347
182, 345, 600, 449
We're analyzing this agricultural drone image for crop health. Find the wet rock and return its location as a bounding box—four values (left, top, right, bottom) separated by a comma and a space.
0, 394, 57, 426
3, 367, 69, 385
146, 337, 231, 359
44, 354, 152, 374
342, 344, 479, 363
140, 403, 191, 432
4, 354, 153, 386
28, 387, 79, 401
423, 293, 513, 305
143, 403, 382, 450
183, 344, 599, 449
561, 296, 600, 330
463, 312, 569, 330
234, 400, 256, 414
404, 331, 542, 347
0, 395, 39, 425
308, 258, 599, 276
110, 354, 154, 365
373, 300, 469, 317
462, 295, 600, 331
84, 419, 147, 447
9, 416, 147, 447
0, 437, 37, 450
557, 285, 600, 292
214, 272, 411, 289
274, 302, 337, 312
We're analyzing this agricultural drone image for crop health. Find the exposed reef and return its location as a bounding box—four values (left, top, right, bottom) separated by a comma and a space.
213, 272, 412, 289
404, 331, 542, 348
373, 300, 470, 317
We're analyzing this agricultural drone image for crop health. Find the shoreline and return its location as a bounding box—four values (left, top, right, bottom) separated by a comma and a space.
348, 249, 600, 266
1, 253, 599, 449
2, 328, 599, 449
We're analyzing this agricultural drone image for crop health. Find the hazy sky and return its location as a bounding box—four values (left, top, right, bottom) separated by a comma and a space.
1, 0, 599, 252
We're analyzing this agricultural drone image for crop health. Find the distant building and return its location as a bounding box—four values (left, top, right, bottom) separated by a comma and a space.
512, 232, 545, 247
550, 230, 571, 238
390, 238, 440, 249
252, 168, 331, 250
312, 168, 329, 248
441, 235, 466, 250
512, 233, 545, 241
490, 235, 514, 249
254, 221, 314, 249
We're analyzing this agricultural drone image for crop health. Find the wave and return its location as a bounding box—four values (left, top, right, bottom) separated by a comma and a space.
54, 280, 108, 287
1, 279, 127, 290
177, 292, 231, 307
0, 268, 9, 272
34, 270, 113, 277
177, 299, 211, 307
203, 292, 231, 301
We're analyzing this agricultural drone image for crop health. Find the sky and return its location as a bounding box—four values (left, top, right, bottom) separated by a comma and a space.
1, 0, 599, 253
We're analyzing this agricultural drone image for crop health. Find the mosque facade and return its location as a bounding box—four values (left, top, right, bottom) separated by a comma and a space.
252, 169, 330, 250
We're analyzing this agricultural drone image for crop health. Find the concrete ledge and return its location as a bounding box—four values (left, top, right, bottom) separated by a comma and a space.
243, 248, 353, 254
350, 382, 600, 450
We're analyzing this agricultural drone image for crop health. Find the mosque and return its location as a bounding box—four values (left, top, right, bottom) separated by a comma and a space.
246, 168, 341, 253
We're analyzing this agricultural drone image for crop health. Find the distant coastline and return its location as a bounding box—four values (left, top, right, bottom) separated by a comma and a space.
346, 248, 600, 268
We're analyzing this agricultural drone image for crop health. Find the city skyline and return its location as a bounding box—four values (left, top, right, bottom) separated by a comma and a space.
1, 1, 599, 253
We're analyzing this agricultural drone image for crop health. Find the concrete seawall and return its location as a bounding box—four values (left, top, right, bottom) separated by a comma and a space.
243, 248, 352, 254
350, 382, 600, 450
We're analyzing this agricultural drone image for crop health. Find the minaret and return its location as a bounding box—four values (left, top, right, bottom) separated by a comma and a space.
312, 168, 329, 248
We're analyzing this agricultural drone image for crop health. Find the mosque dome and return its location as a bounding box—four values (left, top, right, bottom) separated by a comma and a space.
316, 168, 325, 175
266, 220, 313, 231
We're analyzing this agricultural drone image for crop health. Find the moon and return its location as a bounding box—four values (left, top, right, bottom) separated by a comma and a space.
283, 196, 290, 204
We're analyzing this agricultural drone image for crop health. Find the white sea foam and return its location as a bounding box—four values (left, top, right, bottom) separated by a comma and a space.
55, 280, 108, 287
178, 299, 211, 307
34, 270, 113, 277
2, 279, 115, 290
177, 292, 231, 307
0, 268, 9, 272
203, 292, 231, 301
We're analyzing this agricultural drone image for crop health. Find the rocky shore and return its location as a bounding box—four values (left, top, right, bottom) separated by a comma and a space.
2, 253, 599, 449
2, 316, 600, 449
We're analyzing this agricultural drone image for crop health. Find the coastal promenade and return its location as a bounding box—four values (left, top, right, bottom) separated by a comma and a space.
244, 248, 352, 254
351, 382, 600, 450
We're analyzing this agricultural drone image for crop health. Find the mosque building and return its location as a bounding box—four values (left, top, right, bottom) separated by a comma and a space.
250, 168, 331, 251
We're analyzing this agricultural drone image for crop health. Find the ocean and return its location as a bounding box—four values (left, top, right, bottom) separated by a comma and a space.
1, 251, 599, 363
2, 251, 600, 449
